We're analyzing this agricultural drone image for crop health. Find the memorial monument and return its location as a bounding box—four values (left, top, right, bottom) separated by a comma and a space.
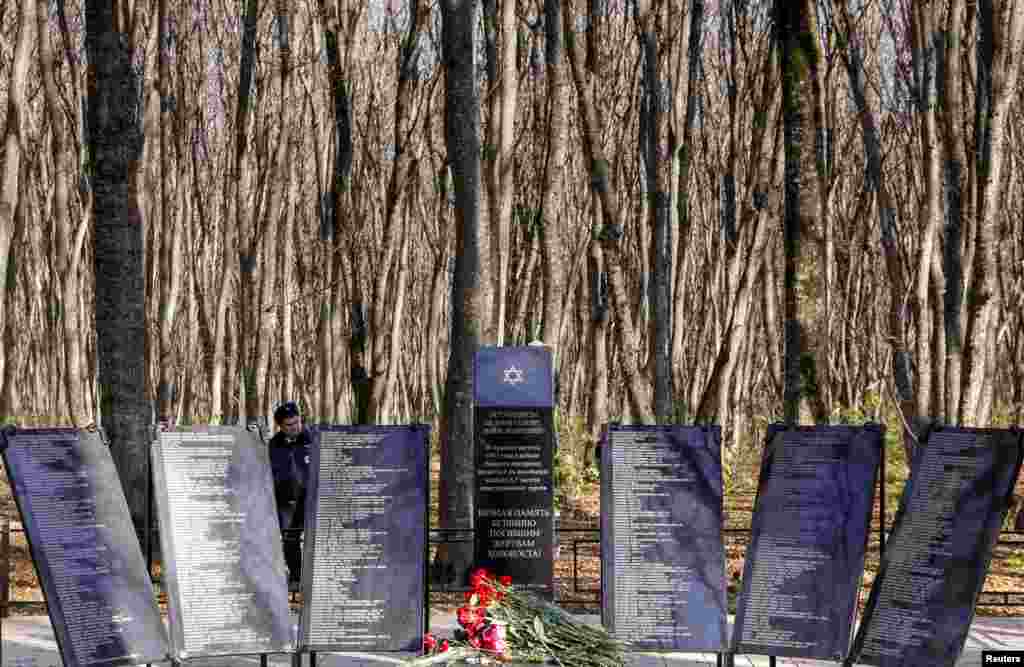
0, 427, 169, 667
151, 426, 294, 660
600, 424, 727, 651
848, 426, 1023, 667
474, 346, 555, 599
732, 424, 884, 661
299, 424, 429, 653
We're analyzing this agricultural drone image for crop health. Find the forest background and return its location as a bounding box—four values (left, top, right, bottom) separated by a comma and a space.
1, 0, 1024, 587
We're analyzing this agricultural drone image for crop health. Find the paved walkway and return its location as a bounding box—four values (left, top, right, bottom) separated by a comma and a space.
3, 612, 1023, 666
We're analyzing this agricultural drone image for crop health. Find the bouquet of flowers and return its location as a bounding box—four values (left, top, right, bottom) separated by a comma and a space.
409, 569, 627, 666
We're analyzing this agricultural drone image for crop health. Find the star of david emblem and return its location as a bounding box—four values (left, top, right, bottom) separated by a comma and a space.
503, 365, 525, 385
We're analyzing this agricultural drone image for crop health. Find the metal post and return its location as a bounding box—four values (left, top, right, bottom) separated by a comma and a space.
146, 435, 154, 577
1, 518, 7, 654
260, 655, 268, 667
1, 517, 8, 620
310, 650, 317, 667
879, 437, 886, 556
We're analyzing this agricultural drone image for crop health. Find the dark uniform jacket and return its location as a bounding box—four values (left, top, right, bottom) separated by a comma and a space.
269, 428, 312, 531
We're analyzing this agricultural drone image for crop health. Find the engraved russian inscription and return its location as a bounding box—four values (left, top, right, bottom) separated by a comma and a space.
850, 428, 1023, 667
600, 425, 726, 652
0, 428, 168, 667
152, 427, 293, 660
300, 426, 428, 653
475, 408, 555, 596
732, 425, 882, 661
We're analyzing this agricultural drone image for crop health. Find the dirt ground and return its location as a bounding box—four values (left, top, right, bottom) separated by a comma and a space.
3, 461, 1024, 617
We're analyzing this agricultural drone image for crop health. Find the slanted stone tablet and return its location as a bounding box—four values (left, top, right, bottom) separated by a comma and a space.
850, 427, 1023, 667
0, 427, 169, 667
600, 424, 727, 652
732, 424, 883, 661
152, 426, 294, 660
299, 424, 429, 653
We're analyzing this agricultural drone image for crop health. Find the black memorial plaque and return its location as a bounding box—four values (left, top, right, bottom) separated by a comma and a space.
732, 424, 883, 661
299, 425, 429, 652
474, 345, 556, 598
0, 427, 169, 667
475, 408, 555, 597
849, 427, 1023, 667
152, 426, 294, 660
600, 425, 727, 651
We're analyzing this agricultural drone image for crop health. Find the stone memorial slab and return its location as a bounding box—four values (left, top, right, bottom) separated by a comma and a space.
474, 346, 555, 599
299, 425, 429, 653
475, 408, 555, 597
848, 427, 1023, 667
0, 427, 169, 667
151, 426, 294, 660
600, 424, 727, 652
732, 424, 883, 661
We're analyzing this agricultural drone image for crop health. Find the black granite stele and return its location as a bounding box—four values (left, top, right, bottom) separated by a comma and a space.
152, 426, 294, 660
0, 427, 169, 667
474, 346, 555, 599
600, 425, 727, 652
848, 427, 1024, 667
732, 424, 884, 661
299, 425, 429, 653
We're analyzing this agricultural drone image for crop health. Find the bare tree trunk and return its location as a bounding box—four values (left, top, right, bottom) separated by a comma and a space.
0, 0, 35, 404
252, 0, 292, 422
435, 0, 481, 586
368, 0, 430, 420
280, 125, 301, 403
0, 189, 27, 417
539, 0, 568, 362
234, 0, 261, 423
86, 0, 150, 541
382, 226, 411, 424
670, 0, 704, 402
962, 0, 1024, 424
911, 2, 941, 434
495, 0, 518, 345
939, 0, 967, 423
37, 0, 89, 424
636, 0, 673, 422
316, 0, 356, 423
563, 0, 653, 422
775, 0, 827, 425
838, 1, 916, 451
587, 229, 609, 446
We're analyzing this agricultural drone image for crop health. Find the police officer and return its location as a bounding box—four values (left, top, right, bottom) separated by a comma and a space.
269, 401, 312, 586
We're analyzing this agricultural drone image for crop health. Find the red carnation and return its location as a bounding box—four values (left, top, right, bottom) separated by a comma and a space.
469, 567, 492, 589
457, 605, 486, 635
479, 623, 508, 656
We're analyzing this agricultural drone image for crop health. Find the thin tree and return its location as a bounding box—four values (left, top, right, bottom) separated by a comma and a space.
0, 0, 35, 413
539, 0, 568, 361
773, 0, 827, 424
